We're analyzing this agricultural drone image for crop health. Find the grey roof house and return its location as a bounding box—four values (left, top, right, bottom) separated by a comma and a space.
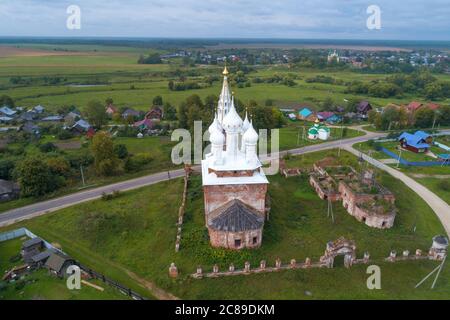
45, 252, 75, 277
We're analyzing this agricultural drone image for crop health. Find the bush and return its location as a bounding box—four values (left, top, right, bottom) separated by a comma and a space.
125, 152, 153, 172
114, 144, 129, 159
438, 180, 450, 191
39, 142, 57, 153
57, 129, 74, 140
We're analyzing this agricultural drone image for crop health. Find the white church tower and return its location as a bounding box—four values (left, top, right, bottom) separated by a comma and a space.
201, 67, 269, 250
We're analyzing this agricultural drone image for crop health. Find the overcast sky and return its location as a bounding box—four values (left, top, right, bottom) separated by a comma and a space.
0, 0, 449, 40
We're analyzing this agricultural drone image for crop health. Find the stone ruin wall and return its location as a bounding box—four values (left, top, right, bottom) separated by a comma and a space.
309, 176, 341, 201
338, 181, 396, 229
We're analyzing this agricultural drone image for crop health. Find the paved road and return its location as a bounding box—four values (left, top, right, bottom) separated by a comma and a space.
0, 169, 185, 227
344, 145, 450, 238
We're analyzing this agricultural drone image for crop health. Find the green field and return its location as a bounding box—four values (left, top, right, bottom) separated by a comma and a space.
1, 149, 448, 299
1, 43, 449, 114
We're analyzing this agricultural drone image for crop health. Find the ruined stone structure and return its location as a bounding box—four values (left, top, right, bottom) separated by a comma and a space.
319, 237, 356, 268
201, 67, 269, 249
310, 165, 397, 229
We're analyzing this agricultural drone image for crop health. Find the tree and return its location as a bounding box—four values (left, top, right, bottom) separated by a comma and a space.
114, 144, 129, 159
320, 97, 334, 111
15, 158, 59, 197
414, 108, 434, 128
138, 53, 162, 64
0, 95, 14, 108
105, 97, 114, 106
91, 132, 123, 176
85, 100, 108, 128
164, 102, 177, 120
152, 95, 163, 106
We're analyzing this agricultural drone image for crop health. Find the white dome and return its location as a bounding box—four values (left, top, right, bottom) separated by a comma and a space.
242, 112, 250, 132
222, 98, 242, 130
243, 122, 258, 144
210, 127, 225, 145
208, 115, 221, 134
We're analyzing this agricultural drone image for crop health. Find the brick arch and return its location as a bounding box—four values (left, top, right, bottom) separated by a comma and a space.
320, 237, 357, 268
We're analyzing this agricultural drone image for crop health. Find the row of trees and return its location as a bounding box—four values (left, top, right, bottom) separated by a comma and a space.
346, 70, 449, 100
368, 105, 450, 130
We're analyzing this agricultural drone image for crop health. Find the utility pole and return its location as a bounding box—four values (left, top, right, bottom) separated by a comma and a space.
396, 147, 403, 168
80, 165, 86, 187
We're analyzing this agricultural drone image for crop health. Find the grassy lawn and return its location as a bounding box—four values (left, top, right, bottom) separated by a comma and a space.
277, 124, 364, 151
1, 149, 448, 299
412, 178, 450, 205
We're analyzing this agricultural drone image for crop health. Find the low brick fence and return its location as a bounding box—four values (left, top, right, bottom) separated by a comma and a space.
188, 246, 445, 279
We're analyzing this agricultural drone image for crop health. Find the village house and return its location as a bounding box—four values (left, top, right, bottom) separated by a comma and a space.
33, 105, 45, 114
20, 110, 38, 122
0, 179, 20, 202
41, 115, 64, 122
309, 164, 397, 229
317, 111, 335, 122
297, 107, 314, 121
105, 104, 118, 116
146, 106, 164, 121
71, 119, 92, 134
0, 106, 17, 118
21, 237, 44, 264
20, 121, 40, 136
356, 101, 372, 119
406, 101, 423, 113
201, 67, 269, 250
0, 116, 13, 124
398, 130, 432, 153
122, 108, 141, 120
45, 252, 75, 278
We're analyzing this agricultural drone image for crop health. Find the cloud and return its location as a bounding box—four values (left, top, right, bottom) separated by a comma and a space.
0, 0, 449, 40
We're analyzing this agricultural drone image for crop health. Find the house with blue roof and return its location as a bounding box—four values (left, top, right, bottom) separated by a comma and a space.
398, 131, 433, 153
0, 106, 17, 117
326, 114, 342, 124
298, 107, 314, 120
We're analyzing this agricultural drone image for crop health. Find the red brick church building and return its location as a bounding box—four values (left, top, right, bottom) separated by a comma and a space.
201, 67, 269, 250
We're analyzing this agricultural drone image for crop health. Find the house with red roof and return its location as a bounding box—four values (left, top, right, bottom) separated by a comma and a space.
426, 103, 440, 111
406, 101, 423, 113
105, 104, 118, 116
146, 106, 163, 121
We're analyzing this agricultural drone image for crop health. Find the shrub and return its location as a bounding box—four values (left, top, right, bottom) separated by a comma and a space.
39, 142, 57, 153
438, 180, 450, 191
57, 129, 74, 140
125, 152, 153, 172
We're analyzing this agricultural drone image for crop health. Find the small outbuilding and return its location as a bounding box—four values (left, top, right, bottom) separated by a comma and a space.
45, 252, 75, 278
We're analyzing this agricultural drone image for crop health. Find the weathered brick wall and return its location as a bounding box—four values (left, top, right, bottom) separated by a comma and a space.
310, 176, 341, 201
353, 205, 396, 229
203, 183, 267, 217
208, 228, 262, 249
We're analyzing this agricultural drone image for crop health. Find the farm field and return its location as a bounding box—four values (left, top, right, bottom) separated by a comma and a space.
1, 149, 448, 300
1, 43, 449, 114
